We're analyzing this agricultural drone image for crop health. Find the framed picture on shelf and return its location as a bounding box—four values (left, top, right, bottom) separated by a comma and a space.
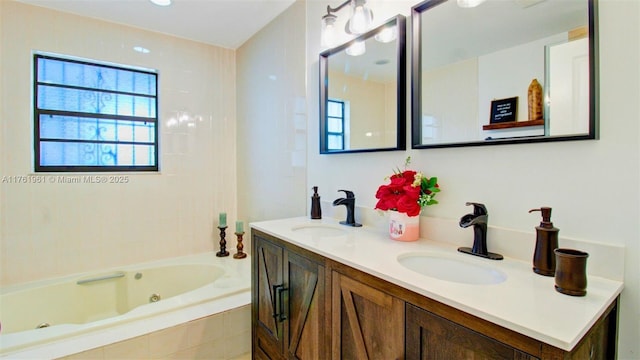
489, 97, 518, 124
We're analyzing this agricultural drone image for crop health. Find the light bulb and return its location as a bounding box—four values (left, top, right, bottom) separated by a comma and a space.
321, 14, 338, 47
375, 26, 397, 43
346, 40, 366, 56
348, 1, 372, 35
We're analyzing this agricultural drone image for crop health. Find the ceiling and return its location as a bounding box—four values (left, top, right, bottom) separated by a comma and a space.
16, 0, 297, 49
421, 0, 588, 70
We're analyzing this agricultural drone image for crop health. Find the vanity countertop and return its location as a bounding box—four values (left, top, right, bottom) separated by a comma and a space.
250, 216, 624, 352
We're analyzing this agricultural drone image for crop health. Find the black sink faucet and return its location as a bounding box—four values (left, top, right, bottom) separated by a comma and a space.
332, 190, 362, 227
458, 202, 503, 260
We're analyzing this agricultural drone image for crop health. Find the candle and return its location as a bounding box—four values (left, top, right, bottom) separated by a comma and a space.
219, 212, 227, 228
236, 220, 244, 233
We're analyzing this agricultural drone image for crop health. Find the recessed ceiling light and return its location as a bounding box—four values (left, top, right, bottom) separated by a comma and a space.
149, 0, 171, 6
133, 46, 150, 54
457, 0, 486, 8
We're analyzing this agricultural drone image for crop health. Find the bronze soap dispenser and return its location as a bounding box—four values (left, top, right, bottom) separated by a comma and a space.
311, 186, 322, 219
529, 207, 559, 276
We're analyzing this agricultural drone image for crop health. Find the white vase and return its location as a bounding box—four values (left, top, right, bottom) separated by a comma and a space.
389, 211, 420, 242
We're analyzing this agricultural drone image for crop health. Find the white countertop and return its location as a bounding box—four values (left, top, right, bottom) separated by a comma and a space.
250, 216, 624, 352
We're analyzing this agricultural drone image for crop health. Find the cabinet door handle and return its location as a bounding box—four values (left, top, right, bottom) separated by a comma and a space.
272, 284, 288, 322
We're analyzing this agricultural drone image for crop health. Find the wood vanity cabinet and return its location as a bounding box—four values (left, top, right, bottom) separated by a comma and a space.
251, 229, 618, 360
332, 271, 404, 359
406, 303, 536, 360
252, 231, 328, 359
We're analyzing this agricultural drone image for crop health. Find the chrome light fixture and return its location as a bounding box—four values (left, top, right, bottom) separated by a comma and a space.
321, 0, 373, 48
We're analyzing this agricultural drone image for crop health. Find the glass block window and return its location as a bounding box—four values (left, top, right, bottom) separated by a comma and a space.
34, 54, 158, 172
327, 99, 345, 151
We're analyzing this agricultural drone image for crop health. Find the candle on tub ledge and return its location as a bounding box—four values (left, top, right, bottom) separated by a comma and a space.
236, 220, 244, 234
219, 212, 227, 228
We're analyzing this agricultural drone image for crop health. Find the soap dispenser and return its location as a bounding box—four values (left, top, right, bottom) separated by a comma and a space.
528, 207, 559, 276
311, 186, 322, 219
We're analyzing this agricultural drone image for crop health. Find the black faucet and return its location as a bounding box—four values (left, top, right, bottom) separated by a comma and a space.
332, 190, 362, 227
458, 202, 503, 260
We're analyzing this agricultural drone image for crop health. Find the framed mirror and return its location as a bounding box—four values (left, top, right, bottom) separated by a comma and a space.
320, 15, 406, 154
411, 0, 598, 149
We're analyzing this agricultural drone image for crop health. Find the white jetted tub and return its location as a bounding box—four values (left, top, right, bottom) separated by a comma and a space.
0, 253, 251, 358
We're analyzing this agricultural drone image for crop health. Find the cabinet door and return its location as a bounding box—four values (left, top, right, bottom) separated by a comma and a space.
254, 236, 285, 358
567, 300, 617, 360
332, 271, 404, 359
285, 251, 326, 359
406, 304, 537, 360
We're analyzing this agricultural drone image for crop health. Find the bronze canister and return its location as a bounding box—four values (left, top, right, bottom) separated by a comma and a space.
554, 248, 589, 296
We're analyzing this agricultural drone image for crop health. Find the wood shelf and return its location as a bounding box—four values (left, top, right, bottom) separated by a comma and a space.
483, 119, 544, 131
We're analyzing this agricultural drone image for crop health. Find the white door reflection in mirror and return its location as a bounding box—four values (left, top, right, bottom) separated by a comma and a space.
547, 37, 590, 136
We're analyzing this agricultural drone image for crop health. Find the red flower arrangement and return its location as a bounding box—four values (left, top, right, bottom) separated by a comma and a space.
375, 157, 440, 217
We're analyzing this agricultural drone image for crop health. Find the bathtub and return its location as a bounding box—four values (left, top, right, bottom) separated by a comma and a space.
0, 252, 251, 359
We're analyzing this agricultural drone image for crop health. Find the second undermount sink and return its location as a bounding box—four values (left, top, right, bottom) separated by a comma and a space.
291, 224, 347, 237
398, 253, 507, 285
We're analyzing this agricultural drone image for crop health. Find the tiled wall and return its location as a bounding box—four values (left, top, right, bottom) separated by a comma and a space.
0, 1, 237, 286
58, 305, 251, 360
236, 0, 307, 234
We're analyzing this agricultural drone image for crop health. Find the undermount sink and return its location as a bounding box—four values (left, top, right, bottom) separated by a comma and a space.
291, 224, 347, 237
398, 253, 507, 285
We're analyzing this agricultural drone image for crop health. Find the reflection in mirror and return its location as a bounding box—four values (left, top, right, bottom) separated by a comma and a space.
320, 15, 406, 154
411, 0, 598, 149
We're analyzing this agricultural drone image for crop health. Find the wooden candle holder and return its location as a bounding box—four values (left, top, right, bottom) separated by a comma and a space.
234, 232, 247, 259
216, 226, 229, 257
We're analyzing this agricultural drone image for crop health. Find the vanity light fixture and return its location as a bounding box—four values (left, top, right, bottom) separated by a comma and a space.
457, 0, 486, 8
149, 0, 171, 6
321, 0, 373, 48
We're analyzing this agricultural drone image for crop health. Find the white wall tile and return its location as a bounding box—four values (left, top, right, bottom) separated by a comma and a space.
187, 314, 224, 347
103, 335, 149, 360
149, 324, 190, 359
236, 0, 307, 226
0, 1, 237, 285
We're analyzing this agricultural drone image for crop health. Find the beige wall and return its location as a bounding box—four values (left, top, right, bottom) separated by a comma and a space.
0, 1, 237, 285
236, 0, 307, 235
306, 0, 639, 357
328, 70, 396, 149
423, 58, 479, 143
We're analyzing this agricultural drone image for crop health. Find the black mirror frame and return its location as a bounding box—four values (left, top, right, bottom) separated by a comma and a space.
411, 0, 599, 149
319, 14, 407, 154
